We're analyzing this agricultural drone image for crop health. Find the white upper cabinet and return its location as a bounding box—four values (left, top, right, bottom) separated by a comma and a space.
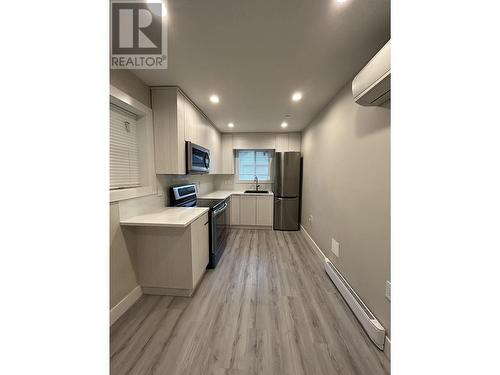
232, 133, 276, 150
183, 97, 197, 144
275, 132, 301, 152
184, 98, 205, 147
208, 125, 221, 174
152, 87, 222, 175
151, 87, 186, 174
275, 134, 289, 152
288, 132, 301, 152
198, 116, 210, 149
229, 132, 301, 152
151, 87, 300, 175
221, 134, 234, 174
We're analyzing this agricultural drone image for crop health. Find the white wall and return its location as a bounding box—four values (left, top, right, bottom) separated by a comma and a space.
110, 70, 150, 107
110, 202, 138, 308
301, 81, 390, 335
110, 70, 152, 309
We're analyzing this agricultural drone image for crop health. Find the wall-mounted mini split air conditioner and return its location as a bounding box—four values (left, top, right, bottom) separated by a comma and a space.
352, 39, 391, 106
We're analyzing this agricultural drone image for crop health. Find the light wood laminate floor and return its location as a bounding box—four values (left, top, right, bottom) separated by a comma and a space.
111, 229, 390, 375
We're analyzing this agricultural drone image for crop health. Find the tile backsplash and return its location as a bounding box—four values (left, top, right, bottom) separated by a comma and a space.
214, 175, 273, 192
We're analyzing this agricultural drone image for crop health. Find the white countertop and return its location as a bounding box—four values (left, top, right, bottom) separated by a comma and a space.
198, 190, 274, 199
120, 207, 209, 228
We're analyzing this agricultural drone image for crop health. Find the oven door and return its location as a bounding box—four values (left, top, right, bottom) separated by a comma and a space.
187, 141, 210, 174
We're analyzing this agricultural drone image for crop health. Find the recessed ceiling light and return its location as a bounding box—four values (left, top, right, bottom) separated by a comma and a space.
281, 122, 288, 128
228, 122, 234, 128
209, 95, 220, 104
336, 0, 347, 3
292, 92, 303, 102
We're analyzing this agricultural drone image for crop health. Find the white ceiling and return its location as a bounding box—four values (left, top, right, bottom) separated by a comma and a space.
133, 0, 390, 133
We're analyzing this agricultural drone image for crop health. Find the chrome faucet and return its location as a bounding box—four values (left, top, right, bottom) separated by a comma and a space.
254, 176, 260, 191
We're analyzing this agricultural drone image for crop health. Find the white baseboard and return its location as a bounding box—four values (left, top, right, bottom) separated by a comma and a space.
300, 225, 328, 261
110, 285, 142, 326
301, 225, 391, 357
384, 336, 391, 359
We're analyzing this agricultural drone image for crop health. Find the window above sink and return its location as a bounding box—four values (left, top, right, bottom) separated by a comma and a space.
236, 150, 273, 183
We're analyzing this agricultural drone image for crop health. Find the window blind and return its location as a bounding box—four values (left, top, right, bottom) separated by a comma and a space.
238, 150, 272, 181
110, 104, 141, 190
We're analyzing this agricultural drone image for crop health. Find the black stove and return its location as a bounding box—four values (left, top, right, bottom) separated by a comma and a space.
169, 184, 229, 268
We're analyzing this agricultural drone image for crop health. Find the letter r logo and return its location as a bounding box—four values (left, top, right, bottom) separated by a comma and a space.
112, 2, 162, 55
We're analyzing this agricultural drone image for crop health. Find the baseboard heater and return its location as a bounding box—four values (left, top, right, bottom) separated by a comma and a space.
324, 258, 386, 350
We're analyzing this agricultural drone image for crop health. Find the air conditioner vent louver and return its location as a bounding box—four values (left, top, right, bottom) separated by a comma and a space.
352, 40, 391, 107
324, 259, 386, 350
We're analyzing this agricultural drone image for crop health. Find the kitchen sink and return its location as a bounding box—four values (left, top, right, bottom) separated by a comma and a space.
244, 190, 269, 194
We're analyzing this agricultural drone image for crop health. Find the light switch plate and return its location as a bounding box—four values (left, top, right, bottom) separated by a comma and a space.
385, 281, 391, 301
331, 237, 340, 257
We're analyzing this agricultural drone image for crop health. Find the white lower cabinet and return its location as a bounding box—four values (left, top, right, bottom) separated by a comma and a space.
256, 196, 274, 226
133, 212, 209, 297
239, 196, 257, 225
190, 212, 210, 288
230, 195, 273, 227
230, 195, 240, 225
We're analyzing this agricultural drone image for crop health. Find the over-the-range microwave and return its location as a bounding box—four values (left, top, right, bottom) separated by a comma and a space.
186, 141, 210, 174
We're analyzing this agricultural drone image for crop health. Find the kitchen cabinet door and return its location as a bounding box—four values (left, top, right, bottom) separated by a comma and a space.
256, 196, 273, 226
197, 116, 209, 149
184, 97, 196, 143
209, 125, 221, 174
239, 195, 256, 225
288, 132, 301, 152
221, 134, 234, 174
193, 108, 204, 147
230, 195, 240, 225
275, 134, 289, 152
214, 130, 222, 174
151, 87, 186, 174
191, 213, 209, 288
233, 133, 276, 150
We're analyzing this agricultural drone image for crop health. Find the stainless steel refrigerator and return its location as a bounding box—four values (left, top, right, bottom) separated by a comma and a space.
273, 152, 301, 230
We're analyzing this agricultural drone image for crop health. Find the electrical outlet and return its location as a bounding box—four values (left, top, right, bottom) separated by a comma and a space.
307, 215, 313, 225
385, 281, 391, 301
331, 237, 340, 257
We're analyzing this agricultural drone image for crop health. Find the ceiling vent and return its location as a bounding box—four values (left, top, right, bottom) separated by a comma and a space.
352, 40, 391, 106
